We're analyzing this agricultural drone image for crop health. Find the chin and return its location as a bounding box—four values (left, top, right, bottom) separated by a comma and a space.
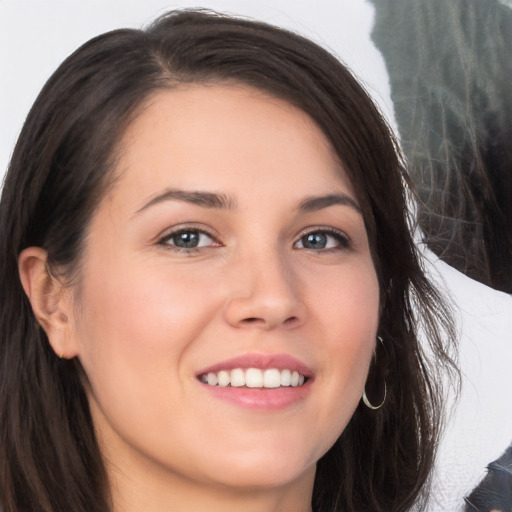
211, 466, 315, 492
197, 446, 318, 490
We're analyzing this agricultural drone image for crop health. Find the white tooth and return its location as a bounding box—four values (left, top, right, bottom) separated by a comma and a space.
217, 370, 230, 387
290, 371, 300, 387
246, 368, 263, 388
231, 368, 245, 387
263, 369, 281, 388
200, 374, 208, 383
298, 374, 305, 386
280, 369, 292, 386
207, 372, 218, 386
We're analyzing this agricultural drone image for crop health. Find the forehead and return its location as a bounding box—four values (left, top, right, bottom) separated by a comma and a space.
110, 84, 356, 207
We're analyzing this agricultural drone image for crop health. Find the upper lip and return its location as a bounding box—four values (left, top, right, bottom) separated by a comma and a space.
196, 353, 313, 378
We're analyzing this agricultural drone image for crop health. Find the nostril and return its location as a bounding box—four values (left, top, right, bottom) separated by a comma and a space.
242, 317, 262, 324
240, 315, 299, 327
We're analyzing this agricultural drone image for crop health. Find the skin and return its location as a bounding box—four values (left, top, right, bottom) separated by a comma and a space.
19, 84, 380, 512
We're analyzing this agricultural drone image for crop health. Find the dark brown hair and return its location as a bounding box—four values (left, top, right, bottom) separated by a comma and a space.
0, 9, 458, 512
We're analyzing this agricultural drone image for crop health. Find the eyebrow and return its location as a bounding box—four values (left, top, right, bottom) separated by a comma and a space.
135, 189, 360, 216
298, 194, 361, 214
135, 188, 237, 214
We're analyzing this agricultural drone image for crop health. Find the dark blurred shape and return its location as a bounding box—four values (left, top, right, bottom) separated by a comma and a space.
464, 443, 512, 511
371, 0, 512, 293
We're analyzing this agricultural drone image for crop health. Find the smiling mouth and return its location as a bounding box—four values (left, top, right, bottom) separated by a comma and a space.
198, 368, 307, 388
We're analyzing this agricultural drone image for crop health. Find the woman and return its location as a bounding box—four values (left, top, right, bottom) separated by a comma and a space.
0, 9, 457, 512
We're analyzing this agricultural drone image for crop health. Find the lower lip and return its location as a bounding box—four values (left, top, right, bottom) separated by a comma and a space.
200, 381, 312, 410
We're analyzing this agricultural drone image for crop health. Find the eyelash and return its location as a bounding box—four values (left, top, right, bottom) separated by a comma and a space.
157, 226, 351, 253
158, 227, 219, 253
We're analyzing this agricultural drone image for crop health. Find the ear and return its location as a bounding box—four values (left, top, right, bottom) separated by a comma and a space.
18, 247, 79, 359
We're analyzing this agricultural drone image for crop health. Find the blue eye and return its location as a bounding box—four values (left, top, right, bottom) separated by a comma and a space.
160, 229, 217, 251
300, 233, 329, 249
295, 229, 349, 250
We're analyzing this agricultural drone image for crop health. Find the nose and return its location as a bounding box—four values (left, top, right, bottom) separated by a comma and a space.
223, 249, 306, 330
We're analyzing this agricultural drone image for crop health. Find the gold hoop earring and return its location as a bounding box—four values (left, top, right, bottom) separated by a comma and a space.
362, 381, 387, 410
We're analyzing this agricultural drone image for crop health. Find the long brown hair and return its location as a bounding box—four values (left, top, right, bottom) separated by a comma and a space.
0, 9, 458, 511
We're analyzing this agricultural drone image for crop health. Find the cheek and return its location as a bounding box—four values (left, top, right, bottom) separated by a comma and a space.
313, 258, 380, 344
71, 261, 227, 452
307, 261, 379, 439
78, 256, 219, 346
330, 264, 379, 372
72, 259, 220, 395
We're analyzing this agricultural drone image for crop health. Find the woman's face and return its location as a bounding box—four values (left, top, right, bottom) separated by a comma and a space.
65, 85, 380, 497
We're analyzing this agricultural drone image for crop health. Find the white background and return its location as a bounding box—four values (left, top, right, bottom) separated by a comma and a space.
1, 1, 511, 510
